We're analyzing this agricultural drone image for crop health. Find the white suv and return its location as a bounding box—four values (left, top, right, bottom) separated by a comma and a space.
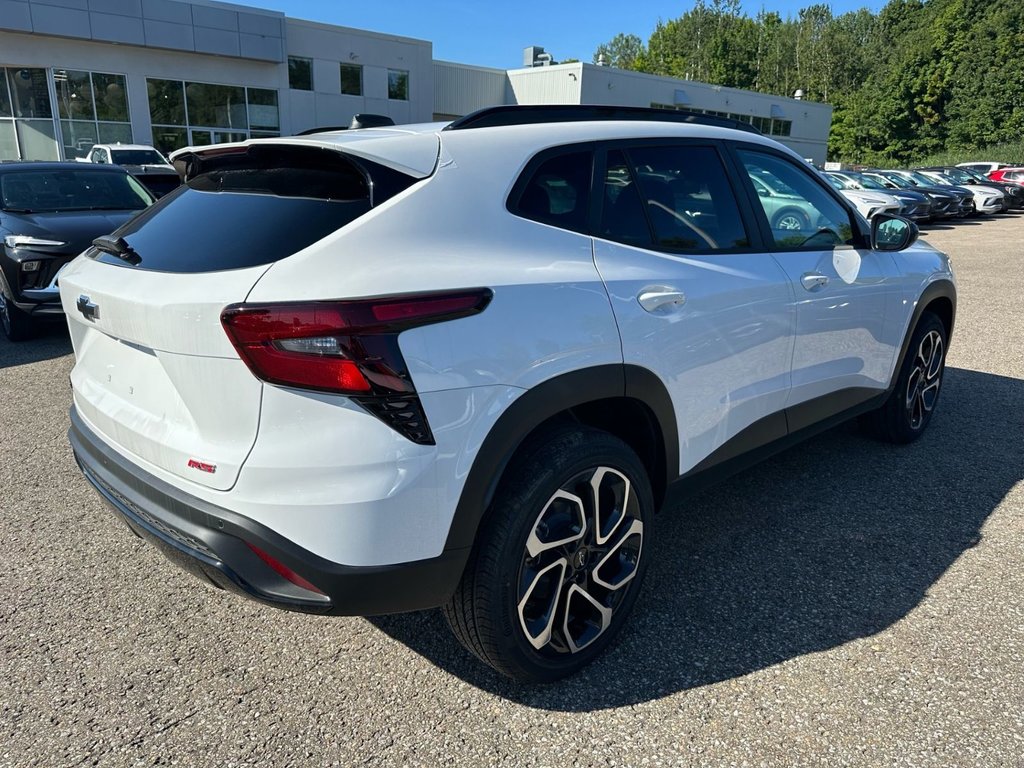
61, 106, 956, 682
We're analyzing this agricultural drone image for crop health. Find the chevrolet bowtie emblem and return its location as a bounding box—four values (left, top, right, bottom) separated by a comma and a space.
77, 295, 99, 321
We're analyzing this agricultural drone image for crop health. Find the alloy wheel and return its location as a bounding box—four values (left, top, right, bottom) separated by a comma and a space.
905, 329, 944, 430
775, 213, 805, 230
516, 466, 643, 655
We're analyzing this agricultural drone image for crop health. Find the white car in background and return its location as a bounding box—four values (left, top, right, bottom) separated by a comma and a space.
913, 170, 1005, 215
822, 172, 901, 221
84, 143, 181, 198
60, 106, 956, 682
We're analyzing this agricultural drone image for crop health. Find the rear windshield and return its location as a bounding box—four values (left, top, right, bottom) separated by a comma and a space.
111, 149, 168, 165
92, 146, 415, 273
0, 169, 153, 213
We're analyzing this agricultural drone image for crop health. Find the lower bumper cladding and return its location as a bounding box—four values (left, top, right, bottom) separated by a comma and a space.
68, 407, 469, 616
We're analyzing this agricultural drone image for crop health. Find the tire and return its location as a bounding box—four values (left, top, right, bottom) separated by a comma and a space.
0, 292, 35, 342
859, 312, 947, 444
443, 425, 653, 683
772, 208, 810, 231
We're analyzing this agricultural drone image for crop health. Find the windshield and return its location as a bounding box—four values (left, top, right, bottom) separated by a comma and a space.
0, 169, 153, 212
938, 168, 975, 184
110, 149, 168, 165
873, 172, 909, 188
904, 171, 940, 187
850, 173, 886, 190
823, 173, 846, 190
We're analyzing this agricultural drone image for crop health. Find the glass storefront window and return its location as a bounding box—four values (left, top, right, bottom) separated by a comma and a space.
54, 69, 94, 121
16, 119, 59, 160
152, 125, 188, 157
92, 73, 129, 122
98, 123, 133, 144
387, 69, 409, 101
0, 121, 17, 160
247, 88, 279, 131
0, 74, 11, 117
59, 120, 98, 158
185, 82, 247, 130
147, 79, 185, 126
147, 78, 279, 155
7, 68, 52, 119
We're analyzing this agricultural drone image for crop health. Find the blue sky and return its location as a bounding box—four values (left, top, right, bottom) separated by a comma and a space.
241, 1, 887, 69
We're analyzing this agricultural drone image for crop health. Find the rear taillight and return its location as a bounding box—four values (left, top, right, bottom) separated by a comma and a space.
221, 289, 492, 444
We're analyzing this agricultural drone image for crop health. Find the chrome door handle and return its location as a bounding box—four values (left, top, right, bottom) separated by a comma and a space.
637, 288, 686, 313
800, 273, 829, 291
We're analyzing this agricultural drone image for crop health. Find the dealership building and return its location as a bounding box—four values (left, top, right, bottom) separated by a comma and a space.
0, 0, 833, 164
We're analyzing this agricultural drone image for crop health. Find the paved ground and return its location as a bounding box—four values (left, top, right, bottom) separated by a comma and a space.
1, 214, 1022, 767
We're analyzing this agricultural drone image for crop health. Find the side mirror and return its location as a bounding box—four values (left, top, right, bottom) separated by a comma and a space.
871, 213, 918, 251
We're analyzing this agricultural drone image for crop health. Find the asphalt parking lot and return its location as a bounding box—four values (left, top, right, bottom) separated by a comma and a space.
2, 213, 1023, 767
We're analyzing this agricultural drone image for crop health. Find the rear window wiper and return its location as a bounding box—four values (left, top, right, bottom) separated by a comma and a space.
92, 235, 141, 265
1, 207, 34, 213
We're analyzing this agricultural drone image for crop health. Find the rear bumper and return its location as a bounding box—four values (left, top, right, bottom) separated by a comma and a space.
69, 406, 469, 616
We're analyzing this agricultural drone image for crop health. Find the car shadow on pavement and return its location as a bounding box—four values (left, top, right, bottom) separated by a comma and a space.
370, 366, 1023, 710
0, 324, 72, 370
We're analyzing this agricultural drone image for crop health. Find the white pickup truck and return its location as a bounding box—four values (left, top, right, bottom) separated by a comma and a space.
83, 144, 181, 198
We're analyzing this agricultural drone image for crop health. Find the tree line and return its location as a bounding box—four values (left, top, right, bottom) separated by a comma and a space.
594, 0, 1024, 164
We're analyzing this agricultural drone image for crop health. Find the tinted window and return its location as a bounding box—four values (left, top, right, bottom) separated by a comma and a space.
600, 150, 652, 247
621, 145, 749, 252
738, 149, 854, 249
514, 151, 592, 233
0, 169, 151, 212
93, 147, 412, 273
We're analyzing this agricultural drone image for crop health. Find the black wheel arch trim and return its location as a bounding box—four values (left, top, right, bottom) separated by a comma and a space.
442, 364, 678, 552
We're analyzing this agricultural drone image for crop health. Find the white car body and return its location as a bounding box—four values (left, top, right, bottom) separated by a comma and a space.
837, 188, 901, 221
917, 170, 1005, 214
60, 109, 957, 678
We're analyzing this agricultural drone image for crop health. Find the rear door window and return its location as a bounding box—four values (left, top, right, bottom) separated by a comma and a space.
511, 151, 592, 233
599, 144, 750, 252
92, 145, 415, 273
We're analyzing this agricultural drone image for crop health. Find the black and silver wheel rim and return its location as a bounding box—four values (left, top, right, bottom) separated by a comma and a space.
905, 329, 944, 430
775, 213, 805, 230
0, 293, 11, 336
516, 466, 643, 656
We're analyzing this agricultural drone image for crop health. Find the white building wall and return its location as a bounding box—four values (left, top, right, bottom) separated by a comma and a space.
432, 61, 510, 119
284, 19, 432, 133
576, 65, 832, 163
507, 63, 584, 105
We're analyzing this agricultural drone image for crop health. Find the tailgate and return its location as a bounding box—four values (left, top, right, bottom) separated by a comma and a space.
60, 257, 268, 491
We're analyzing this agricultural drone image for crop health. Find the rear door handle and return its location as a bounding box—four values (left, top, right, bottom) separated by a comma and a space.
637, 288, 686, 313
800, 272, 829, 291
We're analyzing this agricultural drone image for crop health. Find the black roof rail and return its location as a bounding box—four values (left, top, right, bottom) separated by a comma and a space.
444, 104, 763, 135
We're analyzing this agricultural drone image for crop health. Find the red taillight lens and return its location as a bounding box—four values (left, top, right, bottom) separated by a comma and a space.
246, 542, 326, 595
220, 289, 492, 444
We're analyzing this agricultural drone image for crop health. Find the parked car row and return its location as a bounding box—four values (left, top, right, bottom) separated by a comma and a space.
823, 165, 1024, 223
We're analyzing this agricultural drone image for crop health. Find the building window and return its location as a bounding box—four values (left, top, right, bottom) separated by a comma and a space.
1, 68, 59, 161
247, 88, 279, 133
387, 69, 409, 100
770, 119, 792, 137
53, 69, 132, 158
147, 78, 280, 156
289, 57, 313, 91
340, 64, 362, 96
185, 82, 247, 129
